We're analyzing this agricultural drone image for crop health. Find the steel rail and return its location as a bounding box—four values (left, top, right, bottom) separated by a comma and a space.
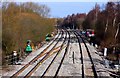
10, 29, 62, 78
24, 29, 65, 77
53, 29, 70, 78
76, 30, 98, 78
40, 30, 68, 78
72, 30, 85, 78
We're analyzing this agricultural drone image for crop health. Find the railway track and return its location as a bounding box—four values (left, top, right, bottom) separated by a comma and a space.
72, 30, 85, 78
10, 29, 63, 78
9, 29, 103, 78
73, 30, 98, 78
23, 30, 70, 77
23, 30, 66, 77
25, 30, 70, 77
53, 30, 70, 78
40, 30, 68, 78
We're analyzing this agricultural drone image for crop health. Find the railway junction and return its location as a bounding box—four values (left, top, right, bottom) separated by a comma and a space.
2, 29, 118, 78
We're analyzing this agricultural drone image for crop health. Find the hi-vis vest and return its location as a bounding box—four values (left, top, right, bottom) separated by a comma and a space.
26, 45, 32, 52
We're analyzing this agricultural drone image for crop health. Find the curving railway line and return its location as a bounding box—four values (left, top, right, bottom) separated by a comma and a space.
24, 30, 67, 77
40, 30, 69, 78
10, 29, 63, 77
7, 29, 111, 78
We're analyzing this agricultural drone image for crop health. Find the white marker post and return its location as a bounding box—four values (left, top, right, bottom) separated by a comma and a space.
104, 48, 107, 57
103, 48, 109, 68
95, 44, 98, 48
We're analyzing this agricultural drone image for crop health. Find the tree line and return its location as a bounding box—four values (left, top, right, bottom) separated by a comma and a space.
59, 2, 120, 50
58, 13, 86, 29
83, 2, 120, 49
2, 2, 55, 65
